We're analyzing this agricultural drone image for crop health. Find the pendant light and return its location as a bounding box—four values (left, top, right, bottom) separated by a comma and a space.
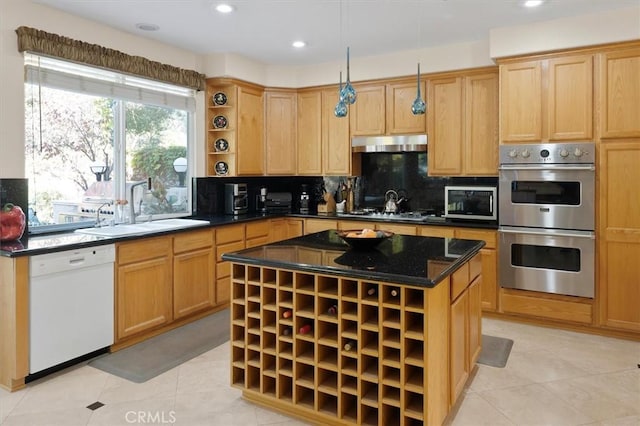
340, 46, 357, 105
411, 63, 426, 115
334, 71, 348, 118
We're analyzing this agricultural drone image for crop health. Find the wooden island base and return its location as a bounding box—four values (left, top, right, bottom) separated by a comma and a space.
228, 254, 482, 426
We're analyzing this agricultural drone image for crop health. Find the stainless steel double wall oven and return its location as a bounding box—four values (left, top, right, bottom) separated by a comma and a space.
498, 142, 596, 298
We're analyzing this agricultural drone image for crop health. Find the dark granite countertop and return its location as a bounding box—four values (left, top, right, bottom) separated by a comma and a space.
1, 211, 493, 258
222, 230, 485, 288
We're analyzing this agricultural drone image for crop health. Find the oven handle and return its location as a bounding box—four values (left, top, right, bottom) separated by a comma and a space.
499, 226, 595, 239
499, 164, 595, 171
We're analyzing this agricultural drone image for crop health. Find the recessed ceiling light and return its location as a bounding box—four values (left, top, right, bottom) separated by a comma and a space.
135, 23, 159, 32
292, 41, 306, 48
215, 4, 234, 13
524, 0, 544, 7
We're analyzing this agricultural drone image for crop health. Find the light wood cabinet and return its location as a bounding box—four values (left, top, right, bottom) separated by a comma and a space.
598, 47, 640, 138
270, 218, 304, 242
296, 90, 323, 175
205, 79, 264, 176
450, 254, 482, 406
245, 220, 270, 248
173, 229, 215, 319
349, 84, 386, 136
349, 79, 427, 137
499, 55, 593, 143
116, 237, 173, 340
322, 88, 352, 175
305, 218, 337, 234
455, 228, 498, 312
216, 224, 245, 305
386, 80, 427, 134
428, 70, 498, 176
598, 141, 640, 332
265, 90, 297, 175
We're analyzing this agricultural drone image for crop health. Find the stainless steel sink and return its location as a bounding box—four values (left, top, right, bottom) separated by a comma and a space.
75, 218, 210, 237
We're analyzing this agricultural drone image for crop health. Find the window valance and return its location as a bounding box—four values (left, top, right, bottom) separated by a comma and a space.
15, 26, 205, 91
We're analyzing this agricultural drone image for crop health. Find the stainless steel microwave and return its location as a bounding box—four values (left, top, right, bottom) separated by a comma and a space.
444, 186, 497, 221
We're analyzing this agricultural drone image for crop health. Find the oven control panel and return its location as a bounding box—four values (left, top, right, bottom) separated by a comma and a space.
500, 142, 594, 164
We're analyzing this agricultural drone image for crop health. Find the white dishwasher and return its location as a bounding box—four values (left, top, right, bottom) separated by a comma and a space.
29, 244, 115, 374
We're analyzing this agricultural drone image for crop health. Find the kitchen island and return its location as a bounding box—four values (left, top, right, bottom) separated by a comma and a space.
222, 230, 485, 426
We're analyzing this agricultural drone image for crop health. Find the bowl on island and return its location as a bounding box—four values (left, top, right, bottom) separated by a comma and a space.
336, 229, 394, 250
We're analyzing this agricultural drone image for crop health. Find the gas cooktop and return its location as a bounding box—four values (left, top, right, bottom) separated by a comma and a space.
337, 210, 446, 223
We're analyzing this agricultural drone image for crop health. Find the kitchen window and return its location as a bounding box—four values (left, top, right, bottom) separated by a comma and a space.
24, 54, 196, 233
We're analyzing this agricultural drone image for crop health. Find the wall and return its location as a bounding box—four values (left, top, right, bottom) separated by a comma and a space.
490, 5, 640, 58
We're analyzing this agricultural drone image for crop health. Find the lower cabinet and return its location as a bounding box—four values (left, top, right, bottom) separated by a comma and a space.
304, 218, 337, 234
216, 224, 246, 305
269, 218, 304, 242
116, 236, 173, 340
450, 254, 482, 406
173, 229, 215, 319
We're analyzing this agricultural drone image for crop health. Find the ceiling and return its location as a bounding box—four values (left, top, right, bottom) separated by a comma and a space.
33, 0, 636, 66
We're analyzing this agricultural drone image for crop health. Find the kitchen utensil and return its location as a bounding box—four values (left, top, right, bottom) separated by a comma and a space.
384, 190, 399, 213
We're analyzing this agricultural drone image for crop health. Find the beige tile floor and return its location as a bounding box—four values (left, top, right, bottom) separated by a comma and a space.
1, 317, 638, 426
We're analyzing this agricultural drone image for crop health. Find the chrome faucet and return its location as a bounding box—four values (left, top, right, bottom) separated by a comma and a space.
95, 201, 113, 227
129, 178, 151, 224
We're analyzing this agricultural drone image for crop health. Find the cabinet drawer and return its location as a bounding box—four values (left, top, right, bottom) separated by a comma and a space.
451, 262, 470, 301
455, 229, 496, 249
216, 224, 245, 244
173, 229, 213, 254
117, 236, 171, 265
305, 218, 337, 234
246, 221, 270, 239
501, 290, 593, 324
217, 241, 246, 263
379, 223, 416, 235
419, 226, 455, 238
246, 236, 269, 248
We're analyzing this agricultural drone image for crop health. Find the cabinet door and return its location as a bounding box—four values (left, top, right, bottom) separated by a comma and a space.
465, 73, 498, 175
349, 84, 386, 136
237, 85, 264, 175
468, 277, 482, 367
322, 89, 351, 175
479, 248, 498, 311
377, 223, 416, 236
598, 142, 640, 331
419, 226, 455, 238
386, 81, 426, 134
117, 257, 172, 340
265, 90, 297, 175
297, 91, 323, 175
173, 248, 215, 319
286, 219, 304, 239
450, 289, 469, 405
500, 61, 542, 142
547, 55, 593, 141
599, 48, 640, 138
428, 77, 463, 175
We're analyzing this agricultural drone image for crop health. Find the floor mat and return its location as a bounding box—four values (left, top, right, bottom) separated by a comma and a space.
477, 334, 514, 368
89, 309, 229, 383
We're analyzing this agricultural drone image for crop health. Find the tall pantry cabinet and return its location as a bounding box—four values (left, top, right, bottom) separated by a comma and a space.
597, 44, 640, 332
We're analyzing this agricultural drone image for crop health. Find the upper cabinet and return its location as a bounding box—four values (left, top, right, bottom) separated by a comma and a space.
428, 69, 498, 176
322, 88, 353, 175
265, 89, 297, 175
296, 90, 323, 175
598, 46, 640, 139
296, 87, 352, 176
205, 78, 264, 177
499, 54, 593, 143
349, 79, 426, 136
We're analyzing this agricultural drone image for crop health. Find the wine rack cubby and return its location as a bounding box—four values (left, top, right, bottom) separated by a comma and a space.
229, 263, 452, 426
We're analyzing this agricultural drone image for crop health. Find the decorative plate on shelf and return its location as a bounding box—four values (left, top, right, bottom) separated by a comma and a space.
212, 92, 227, 106
213, 115, 228, 129
214, 138, 229, 152
215, 161, 229, 175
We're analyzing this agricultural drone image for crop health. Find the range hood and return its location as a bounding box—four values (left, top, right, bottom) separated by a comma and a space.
351, 134, 427, 153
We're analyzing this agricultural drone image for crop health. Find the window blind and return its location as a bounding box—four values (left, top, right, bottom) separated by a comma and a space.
25, 54, 196, 112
